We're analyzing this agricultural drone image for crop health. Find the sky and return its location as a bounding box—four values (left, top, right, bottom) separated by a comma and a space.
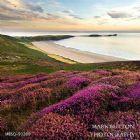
0, 0, 140, 32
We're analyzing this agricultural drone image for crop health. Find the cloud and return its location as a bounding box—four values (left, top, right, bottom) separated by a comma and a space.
68, 14, 83, 20
61, 10, 83, 20
94, 16, 101, 19
45, 0, 62, 9
0, 0, 140, 31
62, 10, 74, 14
0, 0, 84, 31
134, 6, 140, 12
0, 0, 46, 21
107, 5, 140, 19
95, 18, 108, 25
25, 3, 44, 12
0, 0, 77, 22
0, 10, 47, 21
46, 13, 61, 20
126, 15, 140, 21
108, 11, 132, 18
0, 14, 22, 20
0, 0, 44, 13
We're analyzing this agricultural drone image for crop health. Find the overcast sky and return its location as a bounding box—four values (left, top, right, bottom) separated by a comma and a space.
0, 0, 140, 32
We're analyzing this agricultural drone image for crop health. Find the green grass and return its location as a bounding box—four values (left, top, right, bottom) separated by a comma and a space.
15, 64, 56, 74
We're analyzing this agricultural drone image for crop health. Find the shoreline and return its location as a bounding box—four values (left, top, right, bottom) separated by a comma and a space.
32, 41, 126, 63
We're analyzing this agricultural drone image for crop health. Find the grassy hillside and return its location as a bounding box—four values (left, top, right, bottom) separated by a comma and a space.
0, 34, 65, 75
0, 34, 62, 61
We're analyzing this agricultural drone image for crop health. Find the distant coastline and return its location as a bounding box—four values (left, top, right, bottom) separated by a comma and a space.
87, 34, 117, 37
0, 31, 140, 37
18, 35, 74, 42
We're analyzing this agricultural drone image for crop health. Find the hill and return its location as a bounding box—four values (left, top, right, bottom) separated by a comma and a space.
0, 34, 66, 61
0, 34, 67, 75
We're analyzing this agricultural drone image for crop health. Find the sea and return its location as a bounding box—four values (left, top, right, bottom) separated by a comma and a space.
1, 31, 140, 60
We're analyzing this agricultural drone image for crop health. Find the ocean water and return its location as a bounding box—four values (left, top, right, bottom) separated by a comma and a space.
55, 33, 140, 60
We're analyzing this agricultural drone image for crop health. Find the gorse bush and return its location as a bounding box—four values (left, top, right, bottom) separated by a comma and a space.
0, 70, 140, 139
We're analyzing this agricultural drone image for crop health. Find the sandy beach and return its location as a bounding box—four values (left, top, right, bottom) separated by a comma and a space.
32, 41, 125, 63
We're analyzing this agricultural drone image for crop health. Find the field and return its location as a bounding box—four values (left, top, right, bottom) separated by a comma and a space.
0, 34, 140, 139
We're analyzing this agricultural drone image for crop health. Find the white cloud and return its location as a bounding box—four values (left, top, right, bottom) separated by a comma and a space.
108, 11, 131, 18
107, 5, 140, 19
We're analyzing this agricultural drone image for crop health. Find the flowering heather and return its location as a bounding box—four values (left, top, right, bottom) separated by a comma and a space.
0, 70, 140, 139
16, 75, 48, 88
22, 84, 118, 130
0, 77, 9, 82
0, 74, 48, 89
66, 76, 91, 89
95, 110, 140, 139
10, 87, 51, 109
46, 70, 76, 79
2, 75, 33, 83
94, 73, 140, 90
0, 117, 7, 133
108, 82, 140, 111
41, 84, 116, 114
126, 82, 140, 98
112, 69, 140, 77
0, 99, 12, 110
94, 70, 112, 76
25, 113, 89, 140
41, 77, 66, 88
16, 83, 41, 93
0, 89, 14, 100
0, 75, 35, 88
0, 82, 17, 89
